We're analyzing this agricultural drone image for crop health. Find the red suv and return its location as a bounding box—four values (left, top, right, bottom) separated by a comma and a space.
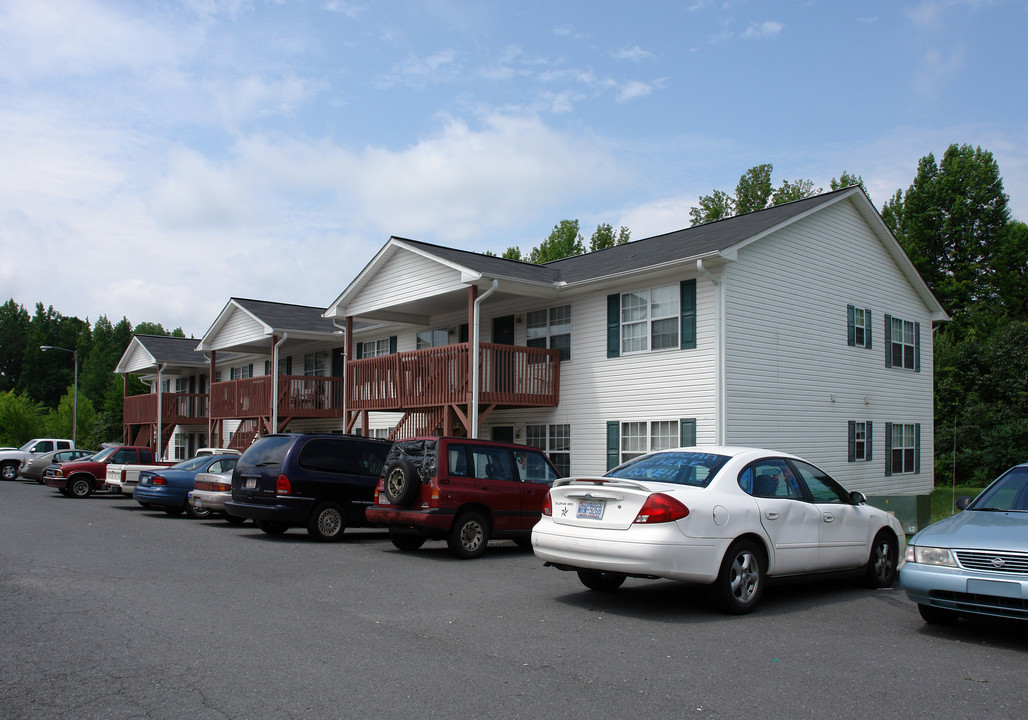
366, 437, 561, 558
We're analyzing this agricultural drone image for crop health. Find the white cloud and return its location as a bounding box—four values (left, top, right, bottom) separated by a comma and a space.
613, 45, 654, 62
616, 80, 654, 103
740, 20, 784, 39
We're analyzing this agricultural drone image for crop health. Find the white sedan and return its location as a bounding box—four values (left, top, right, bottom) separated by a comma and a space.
531, 446, 905, 614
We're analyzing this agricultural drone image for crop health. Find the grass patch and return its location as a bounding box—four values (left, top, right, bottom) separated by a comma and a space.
929, 484, 986, 524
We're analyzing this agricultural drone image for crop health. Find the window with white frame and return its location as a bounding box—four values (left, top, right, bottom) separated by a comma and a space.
848, 421, 872, 462
621, 285, 679, 354
527, 305, 572, 361
229, 364, 253, 380
847, 305, 871, 348
173, 432, 186, 460
304, 351, 327, 377
416, 329, 449, 349
359, 338, 391, 358
175, 378, 189, 393
889, 423, 917, 474
619, 419, 682, 464
888, 316, 916, 370
525, 423, 570, 477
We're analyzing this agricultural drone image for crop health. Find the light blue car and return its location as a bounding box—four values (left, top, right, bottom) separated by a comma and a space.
901, 463, 1028, 625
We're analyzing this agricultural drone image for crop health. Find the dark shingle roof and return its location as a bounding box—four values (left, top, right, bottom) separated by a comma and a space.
396, 188, 851, 285
133, 335, 207, 366
232, 298, 340, 333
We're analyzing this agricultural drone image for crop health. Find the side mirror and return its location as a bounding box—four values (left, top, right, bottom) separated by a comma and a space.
849, 490, 867, 505
955, 496, 973, 511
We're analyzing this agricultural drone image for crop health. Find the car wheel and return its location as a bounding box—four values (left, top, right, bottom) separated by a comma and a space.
918, 603, 959, 625
577, 569, 626, 592
447, 511, 490, 559
710, 539, 766, 614
256, 519, 289, 535
382, 460, 420, 506
185, 501, 213, 520
68, 476, 93, 499
389, 530, 427, 551
863, 530, 898, 588
307, 502, 346, 542
0, 462, 18, 481
224, 513, 247, 525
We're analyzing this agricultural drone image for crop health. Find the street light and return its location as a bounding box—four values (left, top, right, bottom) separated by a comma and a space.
40, 345, 78, 446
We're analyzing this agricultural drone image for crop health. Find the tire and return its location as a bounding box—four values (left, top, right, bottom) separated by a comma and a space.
389, 530, 427, 551
710, 539, 766, 614
863, 530, 898, 588
307, 502, 346, 542
68, 476, 94, 499
918, 603, 959, 625
1, 462, 19, 481
224, 513, 247, 526
382, 460, 420, 506
256, 519, 289, 535
447, 511, 490, 559
185, 500, 213, 520
577, 569, 627, 592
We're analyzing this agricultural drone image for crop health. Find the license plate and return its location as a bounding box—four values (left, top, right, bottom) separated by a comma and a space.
577, 499, 605, 520
193, 498, 203, 508
245, 478, 257, 490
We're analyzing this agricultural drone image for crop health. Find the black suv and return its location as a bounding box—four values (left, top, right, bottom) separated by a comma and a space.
226, 433, 391, 542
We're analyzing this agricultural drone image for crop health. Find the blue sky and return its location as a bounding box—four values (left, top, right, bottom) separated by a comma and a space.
2, 0, 1025, 336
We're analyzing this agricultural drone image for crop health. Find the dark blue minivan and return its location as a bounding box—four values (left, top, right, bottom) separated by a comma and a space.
226, 433, 391, 542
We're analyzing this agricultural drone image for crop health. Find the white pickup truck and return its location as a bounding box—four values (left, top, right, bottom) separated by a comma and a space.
105, 447, 239, 496
1, 438, 74, 480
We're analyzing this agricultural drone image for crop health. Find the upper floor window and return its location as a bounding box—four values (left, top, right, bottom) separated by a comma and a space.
416, 329, 449, 349
622, 285, 679, 353
359, 338, 392, 358
847, 305, 871, 348
885, 315, 919, 371
304, 351, 327, 377
527, 305, 572, 361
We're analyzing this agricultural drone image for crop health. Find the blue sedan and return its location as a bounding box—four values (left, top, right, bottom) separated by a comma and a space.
901, 462, 1028, 624
135, 455, 240, 519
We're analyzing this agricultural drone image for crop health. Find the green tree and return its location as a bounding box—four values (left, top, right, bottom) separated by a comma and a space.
0, 299, 30, 393
734, 163, 774, 214
589, 223, 630, 251
501, 246, 524, 261
771, 178, 821, 206
0, 390, 45, 445
22, 303, 86, 408
529, 219, 585, 263
689, 189, 735, 226
830, 171, 865, 192
886, 144, 1010, 317
992, 220, 1028, 320
43, 386, 97, 446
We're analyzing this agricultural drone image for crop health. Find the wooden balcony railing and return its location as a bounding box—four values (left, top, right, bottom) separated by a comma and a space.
210, 375, 345, 420
348, 342, 559, 411
123, 393, 209, 426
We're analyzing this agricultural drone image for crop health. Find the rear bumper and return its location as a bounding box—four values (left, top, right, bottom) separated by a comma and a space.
134, 485, 185, 509
364, 505, 455, 534
225, 498, 314, 525
188, 490, 231, 514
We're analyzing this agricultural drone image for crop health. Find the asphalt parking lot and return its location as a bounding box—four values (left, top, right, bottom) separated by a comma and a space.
2, 479, 1026, 720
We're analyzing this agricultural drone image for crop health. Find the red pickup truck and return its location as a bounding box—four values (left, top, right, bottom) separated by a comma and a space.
44, 446, 157, 499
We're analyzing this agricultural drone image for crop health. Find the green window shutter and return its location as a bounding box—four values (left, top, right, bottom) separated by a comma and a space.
389, 336, 397, 354
606, 294, 620, 358
264, 360, 271, 375
286, 356, 293, 375
915, 423, 921, 473
847, 306, 856, 347
866, 422, 873, 462
680, 279, 696, 350
883, 314, 892, 368
355, 343, 364, 360
865, 309, 872, 349
848, 421, 856, 462
884, 421, 893, 476
606, 421, 620, 471
914, 322, 921, 372
679, 418, 696, 447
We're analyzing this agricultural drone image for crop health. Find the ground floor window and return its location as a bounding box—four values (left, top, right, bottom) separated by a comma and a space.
848, 421, 872, 462
607, 418, 696, 470
525, 423, 570, 477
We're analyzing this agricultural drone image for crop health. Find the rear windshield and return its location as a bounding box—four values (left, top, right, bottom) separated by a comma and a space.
605, 451, 729, 487
238, 436, 294, 469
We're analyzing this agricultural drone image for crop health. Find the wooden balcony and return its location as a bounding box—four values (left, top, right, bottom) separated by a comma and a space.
348, 342, 560, 411
123, 393, 209, 426
210, 375, 344, 420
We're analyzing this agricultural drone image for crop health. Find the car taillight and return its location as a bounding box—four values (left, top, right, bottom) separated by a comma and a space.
152, 475, 167, 486
542, 490, 552, 516
276, 474, 291, 496
633, 493, 689, 524
214, 482, 231, 492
